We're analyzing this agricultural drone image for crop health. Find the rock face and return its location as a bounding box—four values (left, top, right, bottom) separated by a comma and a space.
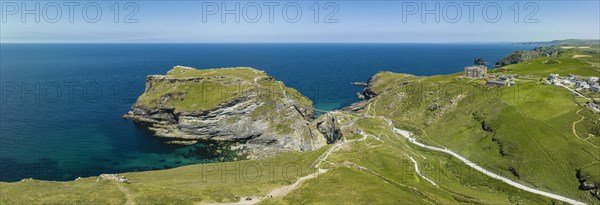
124, 66, 329, 159
315, 113, 342, 144
362, 77, 379, 99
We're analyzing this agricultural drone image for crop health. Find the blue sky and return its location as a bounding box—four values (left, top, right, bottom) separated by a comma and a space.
1, 1, 599, 43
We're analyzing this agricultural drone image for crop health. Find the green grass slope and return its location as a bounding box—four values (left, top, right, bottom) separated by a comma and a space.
263, 115, 554, 204
361, 65, 600, 203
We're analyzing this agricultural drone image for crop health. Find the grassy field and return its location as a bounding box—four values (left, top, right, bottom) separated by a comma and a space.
492, 57, 599, 77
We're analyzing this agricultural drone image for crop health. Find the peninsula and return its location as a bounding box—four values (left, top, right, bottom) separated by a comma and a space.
123, 66, 342, 159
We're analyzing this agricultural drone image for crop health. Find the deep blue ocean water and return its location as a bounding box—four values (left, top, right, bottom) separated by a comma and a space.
0, 43, 533, 182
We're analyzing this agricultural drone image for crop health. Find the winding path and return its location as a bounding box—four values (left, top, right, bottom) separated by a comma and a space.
389, 121, 587, 205
570, 109, 600, 149
573, 109, 586, 139
408, 156, 438, 187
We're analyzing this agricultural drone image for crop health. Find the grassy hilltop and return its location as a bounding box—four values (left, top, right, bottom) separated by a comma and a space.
135, 66, 312, 113
1, 45, 599, 204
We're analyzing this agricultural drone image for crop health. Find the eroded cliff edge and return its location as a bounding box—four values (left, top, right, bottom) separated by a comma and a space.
124, 66, 341, 159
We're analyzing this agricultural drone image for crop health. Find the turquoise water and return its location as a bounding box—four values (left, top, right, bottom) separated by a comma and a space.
0, 43, 533, 181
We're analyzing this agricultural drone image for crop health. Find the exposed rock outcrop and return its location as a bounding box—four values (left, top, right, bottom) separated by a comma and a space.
98, 174, 128, 183
481, 121, 494, 132
356, 92, 366, 100
576, 169, 599, 191
362, 77, 379, 99
316, 113, 342, 144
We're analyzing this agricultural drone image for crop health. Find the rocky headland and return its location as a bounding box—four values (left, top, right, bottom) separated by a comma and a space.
124, 66, 342, 159
494, 46, 562, 67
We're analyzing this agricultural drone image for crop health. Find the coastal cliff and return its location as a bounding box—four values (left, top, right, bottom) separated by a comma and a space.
494, 46, 561, 67
124, 66, 338, 159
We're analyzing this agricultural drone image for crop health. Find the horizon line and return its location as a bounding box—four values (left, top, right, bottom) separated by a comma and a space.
2, 39, 597, 44
0, 41, 525, 44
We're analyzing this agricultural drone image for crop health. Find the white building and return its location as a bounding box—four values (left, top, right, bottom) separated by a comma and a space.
588, 77, 599, 84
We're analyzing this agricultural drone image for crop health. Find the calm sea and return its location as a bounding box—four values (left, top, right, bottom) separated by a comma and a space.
0, 43, 533, 181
